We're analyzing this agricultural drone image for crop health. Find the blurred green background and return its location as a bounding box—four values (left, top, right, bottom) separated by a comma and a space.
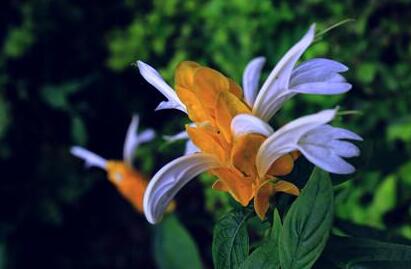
1, 0, 411, 268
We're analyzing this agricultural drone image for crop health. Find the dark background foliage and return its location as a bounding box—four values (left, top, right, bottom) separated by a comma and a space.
0, 0, 410, 268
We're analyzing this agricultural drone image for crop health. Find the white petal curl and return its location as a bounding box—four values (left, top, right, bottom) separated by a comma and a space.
231, 114, 274, 137
143, 153, 220, 224
242, 57, 266, 107
137, 60, 187, 113
298, 144, 355, 174
290, 58, 348, 86
71, 146, 107, 170
253, 24, 315, 121
123, 115, 156, 166
138, 129, 156, 144
163, 130, 189, 142
123, 115, 140, 164
256, 109, 336, 177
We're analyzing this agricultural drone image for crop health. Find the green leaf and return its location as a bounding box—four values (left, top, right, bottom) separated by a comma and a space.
212, 208, 251, 269
324, 236, 411, 269
240, 209, 282, 269
153, 215, 202, 269
280, 167, 334, 269
335, 218, 411, 245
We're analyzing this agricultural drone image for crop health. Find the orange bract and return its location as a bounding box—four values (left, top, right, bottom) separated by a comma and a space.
175, 61, 300, 219
106, 161, 148, 213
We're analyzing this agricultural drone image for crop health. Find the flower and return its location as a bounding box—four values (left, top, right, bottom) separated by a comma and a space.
71, 115, 156, 213
138, 24, 361, 224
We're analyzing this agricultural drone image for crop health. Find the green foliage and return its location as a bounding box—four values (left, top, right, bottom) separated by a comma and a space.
239, 209, 282, 269
2, 4, 34, 58
387, 117, 411, 143
324, 236, 411, 268
153, 215, 202, 269
212, 208, 251, 269
0, 94, 10, 141
280, 168, 334, 269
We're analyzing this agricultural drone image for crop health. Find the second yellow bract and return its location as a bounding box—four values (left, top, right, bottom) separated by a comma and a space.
175, 61, 300, 219
106, 161, 176, 214
106, 161, 148, 213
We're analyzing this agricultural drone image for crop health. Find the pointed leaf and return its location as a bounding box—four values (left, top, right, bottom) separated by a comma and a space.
324, 236, 411, 269
280, 167, 334, 269
212, 209, 251, 269
153, 215, 202, 269
240, 209, 283, 269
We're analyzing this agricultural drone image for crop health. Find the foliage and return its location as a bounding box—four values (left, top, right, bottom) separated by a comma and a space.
279, 168, 334, 269
212, 208, 251, 269
153, 215, 202, 269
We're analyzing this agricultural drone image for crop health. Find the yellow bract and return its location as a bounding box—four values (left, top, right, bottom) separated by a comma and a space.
106, 161, 176, 214
175, 61, 300, 219
106, 161, 147, 213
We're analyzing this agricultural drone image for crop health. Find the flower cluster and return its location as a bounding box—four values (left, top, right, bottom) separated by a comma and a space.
138, 24, 362, 224
71, 115, 156, 213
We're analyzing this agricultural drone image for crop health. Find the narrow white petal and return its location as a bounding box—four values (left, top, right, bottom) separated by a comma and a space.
123, 116, 156, 166
256, 109, 336, 177
290, 58, 348, 86
71, 146, 107, 170
137, 60, 187, 113
155, 100, 186, 112
242, 57, 266, 107
123, 115, 140, 165
138, 129, 156, 143
290, 82, 352, 95
329, 140, 360, 158
299, 144, 355, 174
231, 114, 274, 137
327, 73, 346, 83
253, 24, 315, 121
163, 130, 189, 142
143, 154, 220, 224
268, 109, 336, 141
306, 124, 363, 141
184, 140, 199, 155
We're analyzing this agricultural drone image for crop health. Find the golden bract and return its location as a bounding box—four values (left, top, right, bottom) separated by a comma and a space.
175, 61, 299, 219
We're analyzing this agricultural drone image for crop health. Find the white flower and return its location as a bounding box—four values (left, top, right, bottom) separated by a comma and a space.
139, 24, 360, 224
138, 24, 351, 123
71, 114, 155, 169
232, 109, 362, 176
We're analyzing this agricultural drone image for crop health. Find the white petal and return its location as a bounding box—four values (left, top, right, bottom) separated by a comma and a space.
305, 124, 363, 141
123, 115, 156, 166
163, 130, 189, 142
329, 140, 360, 158
298, 144, 355, 174
71, 146, 107, 170
290, 82, 352, 95
256, 109, 336, 177
290, 58, 348, 86
253, 24, 315, 121
137, 60, 187, 113
184, 140, 199, 155
231, 114, 274, 137
163, 130, 198, 155
155, 100, 186, 112
143, 154, 220, 224
242, 57, 266, 107
327, 73, 346, 83
138, 129, 156, 143
123, 115, 140, 165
